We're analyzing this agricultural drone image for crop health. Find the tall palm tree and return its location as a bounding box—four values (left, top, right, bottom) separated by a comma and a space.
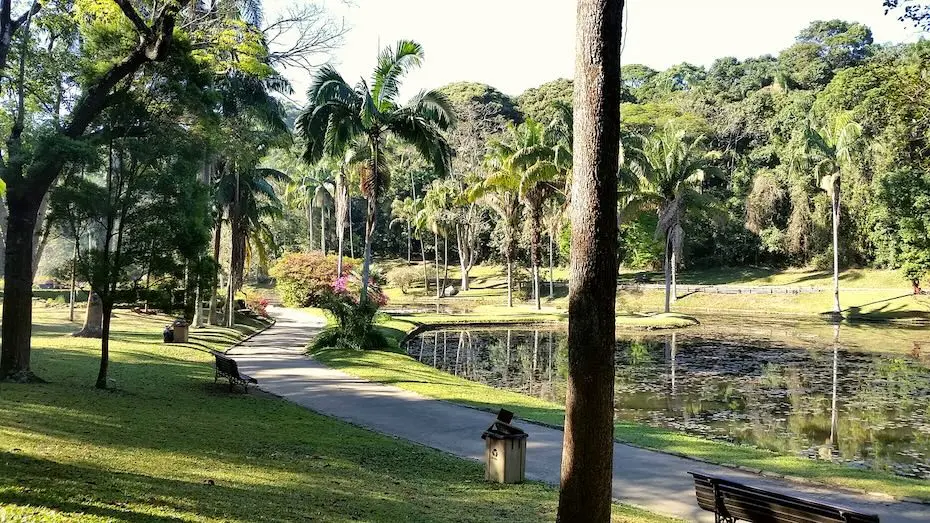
284, 162, 334, 252
470, 159, 523, 308
391, 196, 419, 263
794, 113, 862, 314
487, 120, 563, 310
216, 164, 290, 326
629, 125, 720, 313
297, 40, 455, 301
417, 180, 456, 298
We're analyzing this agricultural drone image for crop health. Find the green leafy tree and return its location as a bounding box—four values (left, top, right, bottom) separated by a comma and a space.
875, 169, 930, 291
297, 40, 454, 302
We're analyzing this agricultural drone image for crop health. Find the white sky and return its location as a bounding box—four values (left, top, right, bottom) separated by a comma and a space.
266, 0, 926, 103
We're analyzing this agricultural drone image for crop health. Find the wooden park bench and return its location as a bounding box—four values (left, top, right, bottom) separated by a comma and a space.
210, 350, 257, 392
689, 472, 879, 523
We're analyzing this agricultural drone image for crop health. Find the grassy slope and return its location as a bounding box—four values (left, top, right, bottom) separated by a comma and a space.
0, 308, 673, 523
381, 262, 928, 321
313, 346, 930, 502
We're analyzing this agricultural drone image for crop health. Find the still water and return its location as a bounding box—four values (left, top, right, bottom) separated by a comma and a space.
404, 320, 930, 479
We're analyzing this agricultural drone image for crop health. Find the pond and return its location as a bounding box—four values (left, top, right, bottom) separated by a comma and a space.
403, 319, 930, 479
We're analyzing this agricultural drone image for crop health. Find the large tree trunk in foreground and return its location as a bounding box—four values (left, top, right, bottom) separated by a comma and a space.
0, 195, 40, 379
557, 0, 622, 520
73, 292, 103, 338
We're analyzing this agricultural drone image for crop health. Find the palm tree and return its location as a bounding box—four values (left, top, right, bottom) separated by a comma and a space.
470, 158, 523, 308
216, 164, 290, 326
629, 125, 720, 313
284, 162, 334, 252
391, 196, 418, 263
794, 113, 862, 313
297, 40, 454, 302
417, 180, 456, 298
487, 120, 563, 310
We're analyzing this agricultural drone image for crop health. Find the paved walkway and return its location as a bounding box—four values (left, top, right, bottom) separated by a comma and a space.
228, 307, 930, 522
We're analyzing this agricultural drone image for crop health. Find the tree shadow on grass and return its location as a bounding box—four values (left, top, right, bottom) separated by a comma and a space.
1, 347, 563, 522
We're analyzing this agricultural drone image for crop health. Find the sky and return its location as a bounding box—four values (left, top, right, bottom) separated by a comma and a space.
265, 0, 926, 103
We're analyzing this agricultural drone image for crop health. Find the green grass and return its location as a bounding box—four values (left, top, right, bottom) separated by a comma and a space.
0, 307, 674, 522
378, 261, 927, 322
313, 346, 930, 502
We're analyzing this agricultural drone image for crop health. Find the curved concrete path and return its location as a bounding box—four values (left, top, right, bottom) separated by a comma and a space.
228, 307, 930, 522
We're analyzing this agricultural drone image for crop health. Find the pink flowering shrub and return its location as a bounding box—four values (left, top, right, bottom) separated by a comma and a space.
314, 273, 389, 350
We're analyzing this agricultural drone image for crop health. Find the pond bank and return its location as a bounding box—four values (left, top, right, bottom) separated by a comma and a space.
313, 311, 930, 502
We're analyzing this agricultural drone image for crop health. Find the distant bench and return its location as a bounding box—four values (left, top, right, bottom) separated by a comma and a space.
689, 471, 879, 523
210, 350, 257, 392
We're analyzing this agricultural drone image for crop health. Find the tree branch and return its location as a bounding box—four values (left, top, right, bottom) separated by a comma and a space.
112, 0, 152, 38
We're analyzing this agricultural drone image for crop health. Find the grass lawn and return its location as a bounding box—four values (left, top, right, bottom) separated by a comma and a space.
0, 307, 675, 522
313, 346, 930, 502
378, 261, 928, 322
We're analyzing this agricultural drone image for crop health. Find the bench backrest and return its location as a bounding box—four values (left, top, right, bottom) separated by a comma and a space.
689, 472, 879, 523
214, 353, 240, 377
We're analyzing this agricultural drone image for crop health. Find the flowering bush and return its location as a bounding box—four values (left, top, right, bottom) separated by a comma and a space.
245, 294, 271, 318
314, 274, 389, 350
269, 252, 352, 307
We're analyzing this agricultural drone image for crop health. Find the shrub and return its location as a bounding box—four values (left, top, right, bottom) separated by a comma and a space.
269, 252, 351, 308
314, 275, 388, 351
386, 265, 421, 294
243, 291, 271, 318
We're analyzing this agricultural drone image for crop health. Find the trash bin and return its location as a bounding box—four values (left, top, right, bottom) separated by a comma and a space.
172, 319, 189, 343
482, 409, 527, 484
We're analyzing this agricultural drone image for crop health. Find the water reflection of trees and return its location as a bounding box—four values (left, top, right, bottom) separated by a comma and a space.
406, 326, 930, 478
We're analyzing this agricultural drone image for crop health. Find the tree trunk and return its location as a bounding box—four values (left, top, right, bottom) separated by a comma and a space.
443, 235, 449, 294
348, 200, 355, 259
321, 205, 326, 254
0, 195, 40, 380
506, 258, 513, 308
360, 196, 377, 302
73, 292, 103, 338
670, 248, 677, 303
434, 232, 441, 299
407, 221, 412, 263
31, 190, 50, 278
549, 231, 555, 300
308, 203, 315, 251
557, 0, 622, 520
69, 240, 77, 322
457, 223, 471, 291
832, 187, 841, 314
95, 301, 113, 389
209, 219, 221, 325
531, 205, 543, 310
663, 236, 672, 313
193, 265, 204, 328
421, 234, 430, 293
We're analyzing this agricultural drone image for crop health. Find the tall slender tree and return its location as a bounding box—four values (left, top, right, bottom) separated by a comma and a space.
794, 113, 862, 313
297, 40, 454, 301
558, 0, 623, 520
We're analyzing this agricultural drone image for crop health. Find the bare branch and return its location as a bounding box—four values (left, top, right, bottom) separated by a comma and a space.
262, 3, 346, 73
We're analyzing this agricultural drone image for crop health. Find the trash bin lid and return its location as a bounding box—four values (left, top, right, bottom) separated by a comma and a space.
173, 319, 189, 326
482, 420, 528, 440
